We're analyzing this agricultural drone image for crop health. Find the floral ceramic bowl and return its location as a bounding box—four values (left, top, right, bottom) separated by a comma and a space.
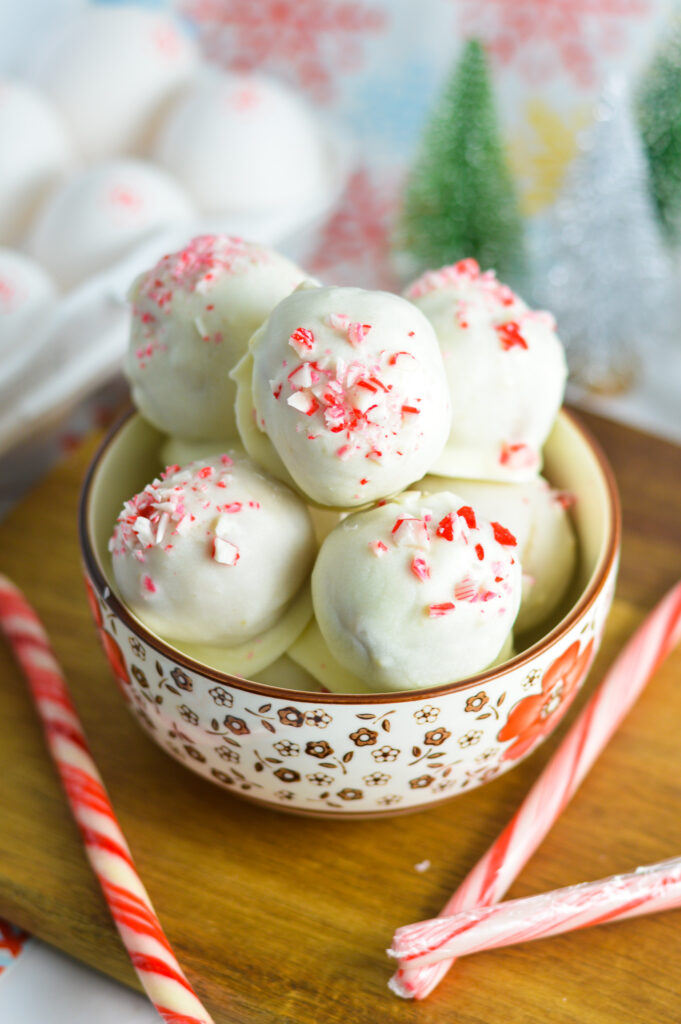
79, 409, 620, 818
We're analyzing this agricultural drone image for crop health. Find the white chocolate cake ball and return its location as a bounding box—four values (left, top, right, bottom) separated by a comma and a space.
27, 159, 194, 290
110, 453, 316, 646
126, 235, 307, 442
236, 285, 450, 508
27, 7, 197, 160
404, 260, 567, 482
0, 79, 72, 244
155, 69, 328, 216
0, 249, 56, 351
311, 491, 522, 690
420, 475, 576, 633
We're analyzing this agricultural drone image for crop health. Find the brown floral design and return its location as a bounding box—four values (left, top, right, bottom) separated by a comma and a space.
184, 745, 205, 762
211, 768, 234, 785
458, 730, 482, 748
274, 767, 300, 783
216, 746, 240, 763
208, 686, 233, 707
424, 727, 451, 746
277, 706, 305, 728
273, 740, 300, 757
409, 774, 434, 789
465, 692, 488, 713
337, 788, 363, 801
171, 667, 193, 691
178, 705, 198, 726
349, 727, 378, 746
224, 715, 250, 736
305, 740, 334, 759
305, 709, 332, 728
371, 745, 400, 763
413, 705, 439, 724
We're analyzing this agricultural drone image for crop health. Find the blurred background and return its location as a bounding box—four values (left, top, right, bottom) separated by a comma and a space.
1, 0, 681, 520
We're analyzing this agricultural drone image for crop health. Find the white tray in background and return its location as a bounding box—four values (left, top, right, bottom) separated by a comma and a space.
0, 125, 353, 459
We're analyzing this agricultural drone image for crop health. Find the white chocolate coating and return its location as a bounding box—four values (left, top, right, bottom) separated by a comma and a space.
238, 284, 450, 508
0, 249, 57, 351
127, 235, 307, 441
404, 260, 567, 482
155, 69, 328, 215
289, 619, 516, 694
110, 452, 316, 646
421, 475, 576, 633
27, 7, 197, 159
28, 159, 194, 290
0, 78, 72, 244
311, 491, 521, 690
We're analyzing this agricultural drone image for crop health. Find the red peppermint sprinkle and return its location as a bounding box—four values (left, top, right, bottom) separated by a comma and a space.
454, 576, 477, 602
499, 442, 538, 470
197, 466, 213, 479
160, 464, 180, 480
496, 321, 528, 351
457, 505, 476, 529
492, 522, 517, 547
555, 491, 576, 509
289, 326, 315, 354
475, 543, 485, 561
411, 557, 431, 582
220, 454, 233, 466
347, 322, 371, 347
427, 602, 455, 617
436, 514, 455, 541
359, 477, 369, 485
369, 540, 388, 557
221, 502, 242, 513
142, 575, 156, 594
401, 405, 420, 416
212, 537, 240, 566
272, 383, 282, 399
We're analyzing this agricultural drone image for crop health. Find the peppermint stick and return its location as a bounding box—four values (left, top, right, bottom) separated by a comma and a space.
0, 575, 215, 1024
390, 581, 681, 999
390, 856, 681, 966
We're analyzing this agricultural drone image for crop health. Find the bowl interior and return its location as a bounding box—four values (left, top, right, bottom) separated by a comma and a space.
83, 408, 617, 690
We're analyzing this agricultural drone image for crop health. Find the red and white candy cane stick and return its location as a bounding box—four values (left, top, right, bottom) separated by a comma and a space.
0, 575, 215, 1024
390, 581, 681, 1000
389, 856, 681, 966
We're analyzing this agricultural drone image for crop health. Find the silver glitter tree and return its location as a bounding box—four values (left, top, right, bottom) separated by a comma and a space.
534, 77, 672, 394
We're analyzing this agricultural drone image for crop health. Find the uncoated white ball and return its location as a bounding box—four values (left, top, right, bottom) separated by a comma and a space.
27, 159, 194, 290
0, 79, 72, 245
405, 260, 567, 482
126, 235, 307, 442
420, 475, 576, 633
155, 69, 329, 215
26, 6, 198, 159
110, 452, 316, 646
312, 491, 522, 690
0, 249, 57, 351
239, 285, 451, 507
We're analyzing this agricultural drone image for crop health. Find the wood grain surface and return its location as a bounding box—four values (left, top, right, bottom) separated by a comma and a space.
0, 409, 680, 1024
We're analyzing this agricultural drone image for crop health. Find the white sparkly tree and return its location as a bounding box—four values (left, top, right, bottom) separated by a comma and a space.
533, 77, 672, 394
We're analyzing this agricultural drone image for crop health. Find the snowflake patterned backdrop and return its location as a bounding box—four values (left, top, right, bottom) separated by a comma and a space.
182, 0, 671, 291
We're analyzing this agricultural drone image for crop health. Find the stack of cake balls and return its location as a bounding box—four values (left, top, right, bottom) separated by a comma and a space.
110, 236, 576, 694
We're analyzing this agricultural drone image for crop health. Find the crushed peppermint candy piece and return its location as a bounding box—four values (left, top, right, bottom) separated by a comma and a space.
212, 537, 240, 566
289, 326, 315, 356
496, 321, 528, 351
492, 522, 517, 547
411, 557, 431, 582
427, 602, 456, 617
369, 540, 388, 557
392, 516, 430, 548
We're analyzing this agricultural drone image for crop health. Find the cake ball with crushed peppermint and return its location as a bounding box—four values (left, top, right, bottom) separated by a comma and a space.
110, 452, 316, 646
311, 491, 522, 691
420, 474, 576, 633
404, 259, 567, 482
233, 284, 450, 508
126, 235, 307, 442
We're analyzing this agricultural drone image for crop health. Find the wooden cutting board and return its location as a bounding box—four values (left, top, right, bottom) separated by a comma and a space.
1, 410, 680, 1024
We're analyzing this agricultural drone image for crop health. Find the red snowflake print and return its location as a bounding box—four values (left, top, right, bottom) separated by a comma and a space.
181, 0, 386, 101
307, 167, 400, 291
457, 0, 650, 88
498, 637, 595, 761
